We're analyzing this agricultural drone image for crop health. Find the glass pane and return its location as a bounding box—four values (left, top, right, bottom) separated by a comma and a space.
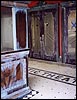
1, 7, 13, 52
44, 12, 54, 56
31, 14, 41, 53
16, 11, 26, 49
68, 10, 76, 54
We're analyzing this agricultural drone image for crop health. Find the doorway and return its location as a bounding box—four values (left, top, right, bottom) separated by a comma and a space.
62, 4, 76, 65
29, 8, 58, 61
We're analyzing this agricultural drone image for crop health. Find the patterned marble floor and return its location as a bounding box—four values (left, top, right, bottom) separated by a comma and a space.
26, 58, 76, 99
23, 89, 39, 99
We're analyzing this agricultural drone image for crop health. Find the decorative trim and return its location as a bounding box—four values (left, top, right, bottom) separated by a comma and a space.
28, 4, 58, 12
29, 67, 76, 86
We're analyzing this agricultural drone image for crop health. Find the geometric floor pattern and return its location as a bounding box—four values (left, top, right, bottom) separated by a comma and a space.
28, 59, 76, 99
23, 89, 39, 99
28, 67, 76, 86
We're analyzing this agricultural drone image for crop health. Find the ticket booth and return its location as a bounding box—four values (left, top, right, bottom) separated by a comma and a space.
1, 5, 31, 99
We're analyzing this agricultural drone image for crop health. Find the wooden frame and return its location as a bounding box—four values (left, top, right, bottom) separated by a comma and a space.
61, 1, 76, 65
28, 4, 59, 62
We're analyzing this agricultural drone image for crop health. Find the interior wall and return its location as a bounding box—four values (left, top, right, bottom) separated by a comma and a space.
1, 15, 13, 51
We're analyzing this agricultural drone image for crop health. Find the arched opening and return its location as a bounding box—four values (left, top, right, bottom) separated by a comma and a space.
16, 11, 26, 49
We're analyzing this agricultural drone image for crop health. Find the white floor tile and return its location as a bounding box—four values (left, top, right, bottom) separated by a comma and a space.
28, 58, 76, 99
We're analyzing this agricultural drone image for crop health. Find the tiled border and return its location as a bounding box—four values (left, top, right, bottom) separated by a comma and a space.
23, 89, 39, 99
28, 67, 76, 86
